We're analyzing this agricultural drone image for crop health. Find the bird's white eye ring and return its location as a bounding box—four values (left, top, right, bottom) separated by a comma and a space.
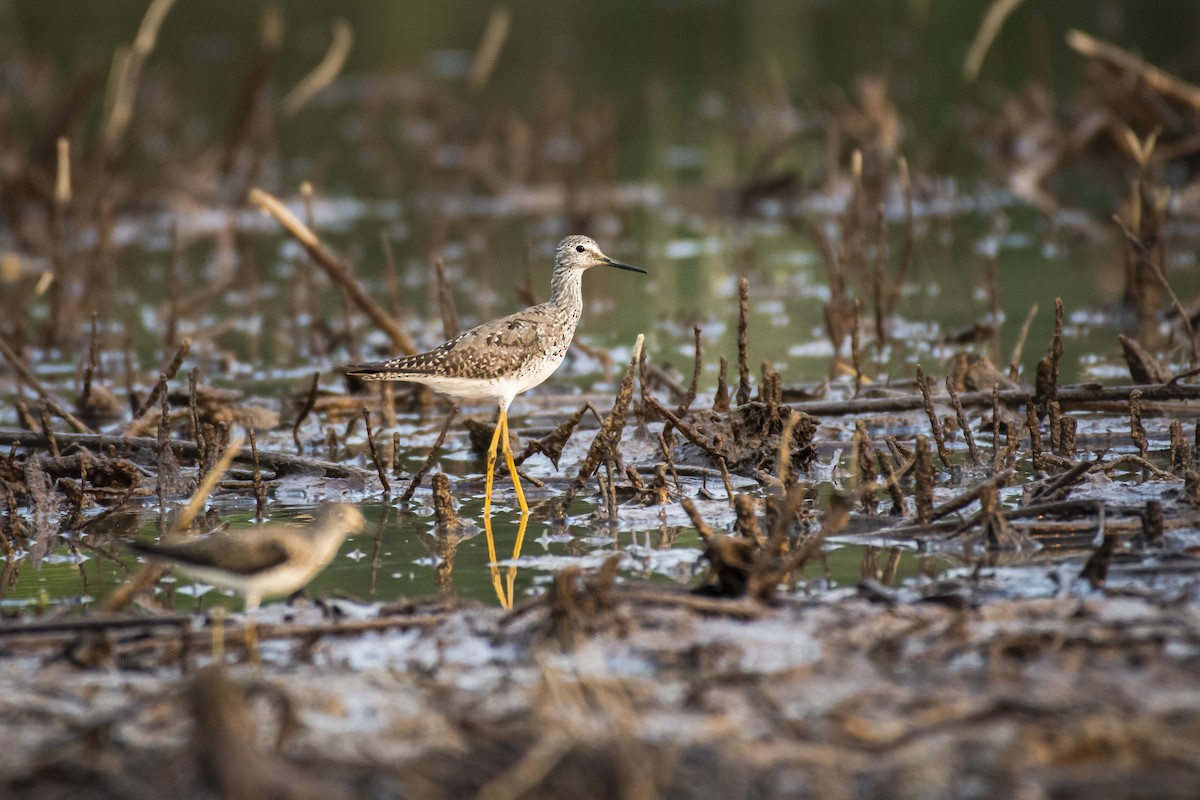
576, 245, 585, 253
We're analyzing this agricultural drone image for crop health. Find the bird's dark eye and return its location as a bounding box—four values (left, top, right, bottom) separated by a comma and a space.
576, 245, 585, 253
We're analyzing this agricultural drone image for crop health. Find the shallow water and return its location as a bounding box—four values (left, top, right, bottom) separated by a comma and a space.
1, 502, 942, 612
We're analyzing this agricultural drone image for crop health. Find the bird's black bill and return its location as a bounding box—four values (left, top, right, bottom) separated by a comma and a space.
603, 257, 647, 274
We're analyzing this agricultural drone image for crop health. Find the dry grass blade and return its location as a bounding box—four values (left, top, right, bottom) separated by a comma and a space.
963, 0, 1026, 82
468, 6, 511, 92
101, 0, 178, 151
54, 137, 71, 207
1008, 303, 1038, 380
281, 18, 354, 117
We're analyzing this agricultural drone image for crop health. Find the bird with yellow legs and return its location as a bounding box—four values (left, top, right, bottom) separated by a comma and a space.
347, 236, 645, 515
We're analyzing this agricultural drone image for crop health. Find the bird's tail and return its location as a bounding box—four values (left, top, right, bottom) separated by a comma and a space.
126, 540, 169, 559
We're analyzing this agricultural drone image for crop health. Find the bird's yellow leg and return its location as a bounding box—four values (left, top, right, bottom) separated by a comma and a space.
483, 412, 505, 516
500, 412, 529, 513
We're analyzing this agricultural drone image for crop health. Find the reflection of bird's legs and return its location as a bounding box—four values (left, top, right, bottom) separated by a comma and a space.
499, 413, 529, 513
483, 408, 505, 517
506, 512, 530, 603
483, 514, 509, 609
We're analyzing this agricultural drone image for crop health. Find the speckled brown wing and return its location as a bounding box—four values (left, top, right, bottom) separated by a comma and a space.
348, 309, 555, 382
129, 531, 292, 575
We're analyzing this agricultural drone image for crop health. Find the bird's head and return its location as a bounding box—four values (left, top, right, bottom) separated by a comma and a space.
318, 503, 366, 534
554, 235, 646, 275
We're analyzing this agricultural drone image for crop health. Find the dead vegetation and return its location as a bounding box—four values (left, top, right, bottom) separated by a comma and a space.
5, 591, 1200, 799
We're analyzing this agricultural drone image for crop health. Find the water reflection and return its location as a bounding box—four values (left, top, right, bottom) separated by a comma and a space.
414, 516, 467, 595
486, 512, 530, 610
0, 500, 961, 614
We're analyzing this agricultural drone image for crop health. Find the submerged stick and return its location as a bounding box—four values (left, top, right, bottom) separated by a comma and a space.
945, 376, 980, 465
362, 408, 391, 495
916, 366, 951, 469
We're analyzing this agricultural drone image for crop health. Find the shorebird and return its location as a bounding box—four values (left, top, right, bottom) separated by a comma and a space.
129, 503, 365, 659
347, 235, 646, 514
